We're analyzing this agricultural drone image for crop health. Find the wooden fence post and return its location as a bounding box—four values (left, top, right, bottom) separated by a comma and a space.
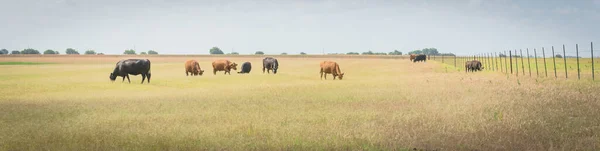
543, 47, 547, 77
527, 48, 531, 77
520, 49, 525, 75
592, 42, 595, 81
505, 51, 508, 74
552, 46, 557, 78
576, 44, 580, 80
534, 48, 539, 77
563, 45, 568, 79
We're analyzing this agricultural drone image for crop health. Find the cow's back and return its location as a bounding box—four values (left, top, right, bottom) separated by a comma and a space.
320, 61, 339, 74
119, 59, 150, 75
185, 60, 199, 72
212, 59, 231, 71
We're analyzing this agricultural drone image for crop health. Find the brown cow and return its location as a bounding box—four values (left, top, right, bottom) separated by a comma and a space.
185, 60, 204, 76
320, 61, 344, 80
212, 59, 238, 75
409, 54, 417, 61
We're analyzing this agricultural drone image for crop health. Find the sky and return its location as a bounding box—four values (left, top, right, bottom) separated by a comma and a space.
0, 0, 599, 55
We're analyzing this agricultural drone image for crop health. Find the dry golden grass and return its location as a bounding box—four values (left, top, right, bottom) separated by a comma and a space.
0, 56, 598, 150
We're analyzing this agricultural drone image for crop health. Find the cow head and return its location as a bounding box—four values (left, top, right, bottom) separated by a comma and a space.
230, 63, 238, 70
109, 73, 117, 81
199, 69, 204, 75
273, 65, 278, 74
338, 73, 344, 80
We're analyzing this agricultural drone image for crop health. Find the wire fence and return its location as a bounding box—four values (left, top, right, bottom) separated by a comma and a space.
432, 42, 599, 81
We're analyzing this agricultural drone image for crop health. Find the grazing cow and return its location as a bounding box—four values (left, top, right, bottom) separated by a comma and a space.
409, 54, 417, 61
320, 61, 344, 80
212, 59, 238, 75
185, 60, 204, 76
238, 62, 252, 74
413, 54, 427, 62
263, 57, 279, 74
466, 60, 483, 72
109, 59, 151, 84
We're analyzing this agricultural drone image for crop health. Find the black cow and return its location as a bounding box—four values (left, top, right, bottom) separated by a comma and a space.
413, 54, 427, 62
466, 60, 483, 72
263, 57, 279, 74
110, 59, 151, 84
238, 62, 252, 74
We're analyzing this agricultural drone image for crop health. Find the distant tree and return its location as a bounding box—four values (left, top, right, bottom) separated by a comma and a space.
440, 53, 455, 56
209, 47, 224, 54
300, 52, 307, 55
255, 51, 264, 55
499, 54, 507, 57
140, 52, 147, 55
421, 48, 439, 55
66, 48, 79, 54
347, 52, 359, 55
408, 50, 423, 55
84, 50, 97, 55
555, 54, 563, 58
362, 51, 374, 55
44, 49, 58, 54
21, 48, 40, 54
123, 49, 136, 55
0, 49, 8, 55
228, 52, 239, 55
11, 50, 20, 54
388, 50, 402, 55
281, 52, 288, 55
97, 53, 104, 55
147, 50, 158, 55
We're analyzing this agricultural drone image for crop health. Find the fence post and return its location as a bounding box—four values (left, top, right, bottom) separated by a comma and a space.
552, 46, 557, 78
592, 42, 595, 81
442, 54, 444, 63
520, 49, 525, 75
505, 51, 508, 74
454, 55, 456, 67
527, 48, 531, 77
576, 44, 580, 80
495, 52, 499, 72
499, 52, 503, 73
543, 47, 547, 77
534, 49, 539, 77
489, 53, 493, 71
563, 44, 568, 79
511, 50, 515, 75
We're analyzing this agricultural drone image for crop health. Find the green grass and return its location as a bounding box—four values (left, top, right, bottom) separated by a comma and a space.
0, 56, 599, 150
0, 62, 52, 65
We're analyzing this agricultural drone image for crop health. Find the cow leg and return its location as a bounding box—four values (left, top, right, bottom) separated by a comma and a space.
213, 69, 217, 75
122, 76, 126, 82
141, 74, 146, 84
263, 67, 265, 73
186, 72, 189, 76
147, 73, 151, 83
320, 69, 323, 80
126, 75, 131, 83
333, 74, 337, 80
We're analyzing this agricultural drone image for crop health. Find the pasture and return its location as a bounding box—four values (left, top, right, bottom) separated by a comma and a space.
0, 55, 598, 150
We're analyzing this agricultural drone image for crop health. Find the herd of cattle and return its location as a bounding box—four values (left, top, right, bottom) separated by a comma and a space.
109, 56, 483, 84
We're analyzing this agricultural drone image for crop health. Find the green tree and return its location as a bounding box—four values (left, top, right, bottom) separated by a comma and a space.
0, 49, 8, 55
66, 48, 79, 54
421, 48, 439, 55
11, 50, 20, 54
84, 50, 96, 55
346, 52, 359, 55
97, 53, 104, 55
255, 51, 264, 55
362, 51, 374, 55
300, 52, 307, 55
281, 52, 288, 55
148, 50, 158, 55
228, 52, 239, 55
555, 54, 562, 58
140, 52, 147, 55
123, 49, 136, 55
44, 49, 58, 54
209, 47, 224, 54
408, 50, 423, 55
388, 50, 402, 55
21, 48, 40, 54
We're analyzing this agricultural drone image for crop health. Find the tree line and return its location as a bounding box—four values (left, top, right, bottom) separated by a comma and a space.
0, 48, 159, 55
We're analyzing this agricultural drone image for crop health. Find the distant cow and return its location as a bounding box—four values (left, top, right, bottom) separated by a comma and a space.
409, 54, 417, 61
212, 59, 238, 75
185, 60, 204, 76
466, 60, 483, 72
263, 57, 279, 74
238, 62, 252, 74
110, 59, 151, 84
413, 54, 427, 62
320, 61, 344, 80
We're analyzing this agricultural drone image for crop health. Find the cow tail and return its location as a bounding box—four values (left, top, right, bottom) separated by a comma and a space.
336, 63, 342, 74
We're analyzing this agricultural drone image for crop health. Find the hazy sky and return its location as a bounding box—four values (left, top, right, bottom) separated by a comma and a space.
1, 0, 599, 55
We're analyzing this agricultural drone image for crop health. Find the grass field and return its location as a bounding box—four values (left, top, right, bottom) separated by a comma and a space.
0, 55, 599, 150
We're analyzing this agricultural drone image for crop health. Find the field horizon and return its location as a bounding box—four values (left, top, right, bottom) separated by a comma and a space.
0, 56, 598, 150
